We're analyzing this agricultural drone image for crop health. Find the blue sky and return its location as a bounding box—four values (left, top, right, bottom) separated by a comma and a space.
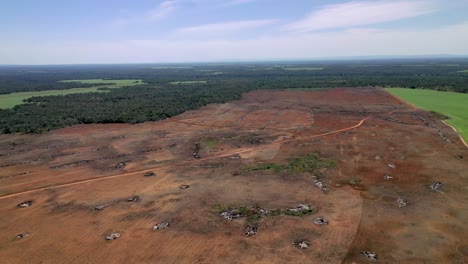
1, 0, 468, 64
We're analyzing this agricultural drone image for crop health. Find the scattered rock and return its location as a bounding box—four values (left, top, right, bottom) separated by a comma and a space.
220, 209, 242, 221
17, 201, 33, 208
287, 204, 313, 214
105, 233, 121, 240
388, 163, 396, 169
244, 226, 257, 237
258, 208, 270, 216
293, 240, 310, 249
313, 180, 328, 192
457, 155, 463, 159
288, 203, 311, 212
144, 171, 156, 177
16, 233, 30, 239
193, 142, 201, 159
383, 175, 394, 180
313, 217, 329, 225
374, 155, 382, 160
153, 222, 170, 230
361, 251, 379, 262
397, 197, 408, 208
115, 161, 128, 169
179, 184, 190, 190
127, 196, 140, 202
95, 204, 108, 211
428, 182, 443, 191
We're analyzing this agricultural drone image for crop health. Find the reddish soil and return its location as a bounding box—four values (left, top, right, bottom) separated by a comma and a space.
0, 88, 467, 264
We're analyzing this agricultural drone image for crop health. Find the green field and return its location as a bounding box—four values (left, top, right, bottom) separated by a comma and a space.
456, 70, 468, 73
282, 67, 324, 71
169, 80, 207, 85
0, 79, 144, 109
386, 88, 468, 141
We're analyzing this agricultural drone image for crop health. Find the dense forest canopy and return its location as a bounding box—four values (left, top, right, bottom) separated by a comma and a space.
1, 58, 467, 134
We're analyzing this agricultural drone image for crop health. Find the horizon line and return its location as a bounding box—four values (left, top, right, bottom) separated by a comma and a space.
2, 54, 468, 66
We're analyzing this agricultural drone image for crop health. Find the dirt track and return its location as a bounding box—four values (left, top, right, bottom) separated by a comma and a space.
0, 88, 467, 264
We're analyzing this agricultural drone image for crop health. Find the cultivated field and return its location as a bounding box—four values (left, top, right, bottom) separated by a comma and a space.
386, 88, 468, 142
0, 79, 144, 109
0, 88, 467, 263
169, 81, 208, 85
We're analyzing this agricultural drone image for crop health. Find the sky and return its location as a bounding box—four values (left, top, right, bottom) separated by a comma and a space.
1, 0, 468, 64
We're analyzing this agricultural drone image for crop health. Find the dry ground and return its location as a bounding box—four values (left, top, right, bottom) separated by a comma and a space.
0, 88, 467, 263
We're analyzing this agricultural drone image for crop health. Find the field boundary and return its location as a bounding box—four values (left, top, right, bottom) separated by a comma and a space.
441, 120, 468, 148
384, 89, 468, 149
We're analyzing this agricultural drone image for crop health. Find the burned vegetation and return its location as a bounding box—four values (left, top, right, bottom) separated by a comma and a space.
215, 203, 318, 237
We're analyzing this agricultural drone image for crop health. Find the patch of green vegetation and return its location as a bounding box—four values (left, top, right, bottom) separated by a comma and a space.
456, 70, 468, 73
213, 204, 230, 213
283, 207, 318, 217
243, 153, 336, 174
200, 138, 219, 150
269, 209, 282, 216
349, 178, 361, 185
386, 88, 468, 142
169, 80, 207, 85
283, 67, 324, 71
430, 111, 449, 120
0, 79, 144, 109
246, 214, 262, 227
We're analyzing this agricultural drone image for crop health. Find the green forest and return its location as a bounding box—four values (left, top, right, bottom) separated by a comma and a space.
1, 58, 468, 134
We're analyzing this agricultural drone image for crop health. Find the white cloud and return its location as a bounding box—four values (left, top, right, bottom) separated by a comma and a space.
285, 0, 435, 32
147, 0, 180, 20
173, 19, 277, 37
223, 0, 256, 6
3, 22, 468, 64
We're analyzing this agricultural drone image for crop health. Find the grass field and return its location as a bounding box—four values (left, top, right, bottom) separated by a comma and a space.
456, 69, 468, 73
60, 79, 144, 86
386, 88, 468, 141
169, 80, 207, 85
0, 79, 144, 109
282, 67, 324, 71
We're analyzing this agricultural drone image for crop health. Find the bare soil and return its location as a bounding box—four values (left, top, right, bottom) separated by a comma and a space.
0, 88, 467, 264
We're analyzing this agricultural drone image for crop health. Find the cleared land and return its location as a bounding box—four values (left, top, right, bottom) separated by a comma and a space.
386, 88, 468, 142
0, 79, 144, 109
0, 88, 467, 263
285, 88, 324, 91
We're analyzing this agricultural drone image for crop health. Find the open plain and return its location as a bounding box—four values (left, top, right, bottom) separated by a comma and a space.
0, 88, 467, 263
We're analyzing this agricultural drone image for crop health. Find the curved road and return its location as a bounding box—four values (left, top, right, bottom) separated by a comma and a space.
0, 116, 371, 200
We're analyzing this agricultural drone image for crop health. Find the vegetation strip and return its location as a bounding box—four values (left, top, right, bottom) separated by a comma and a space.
242, 153, 336, 174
